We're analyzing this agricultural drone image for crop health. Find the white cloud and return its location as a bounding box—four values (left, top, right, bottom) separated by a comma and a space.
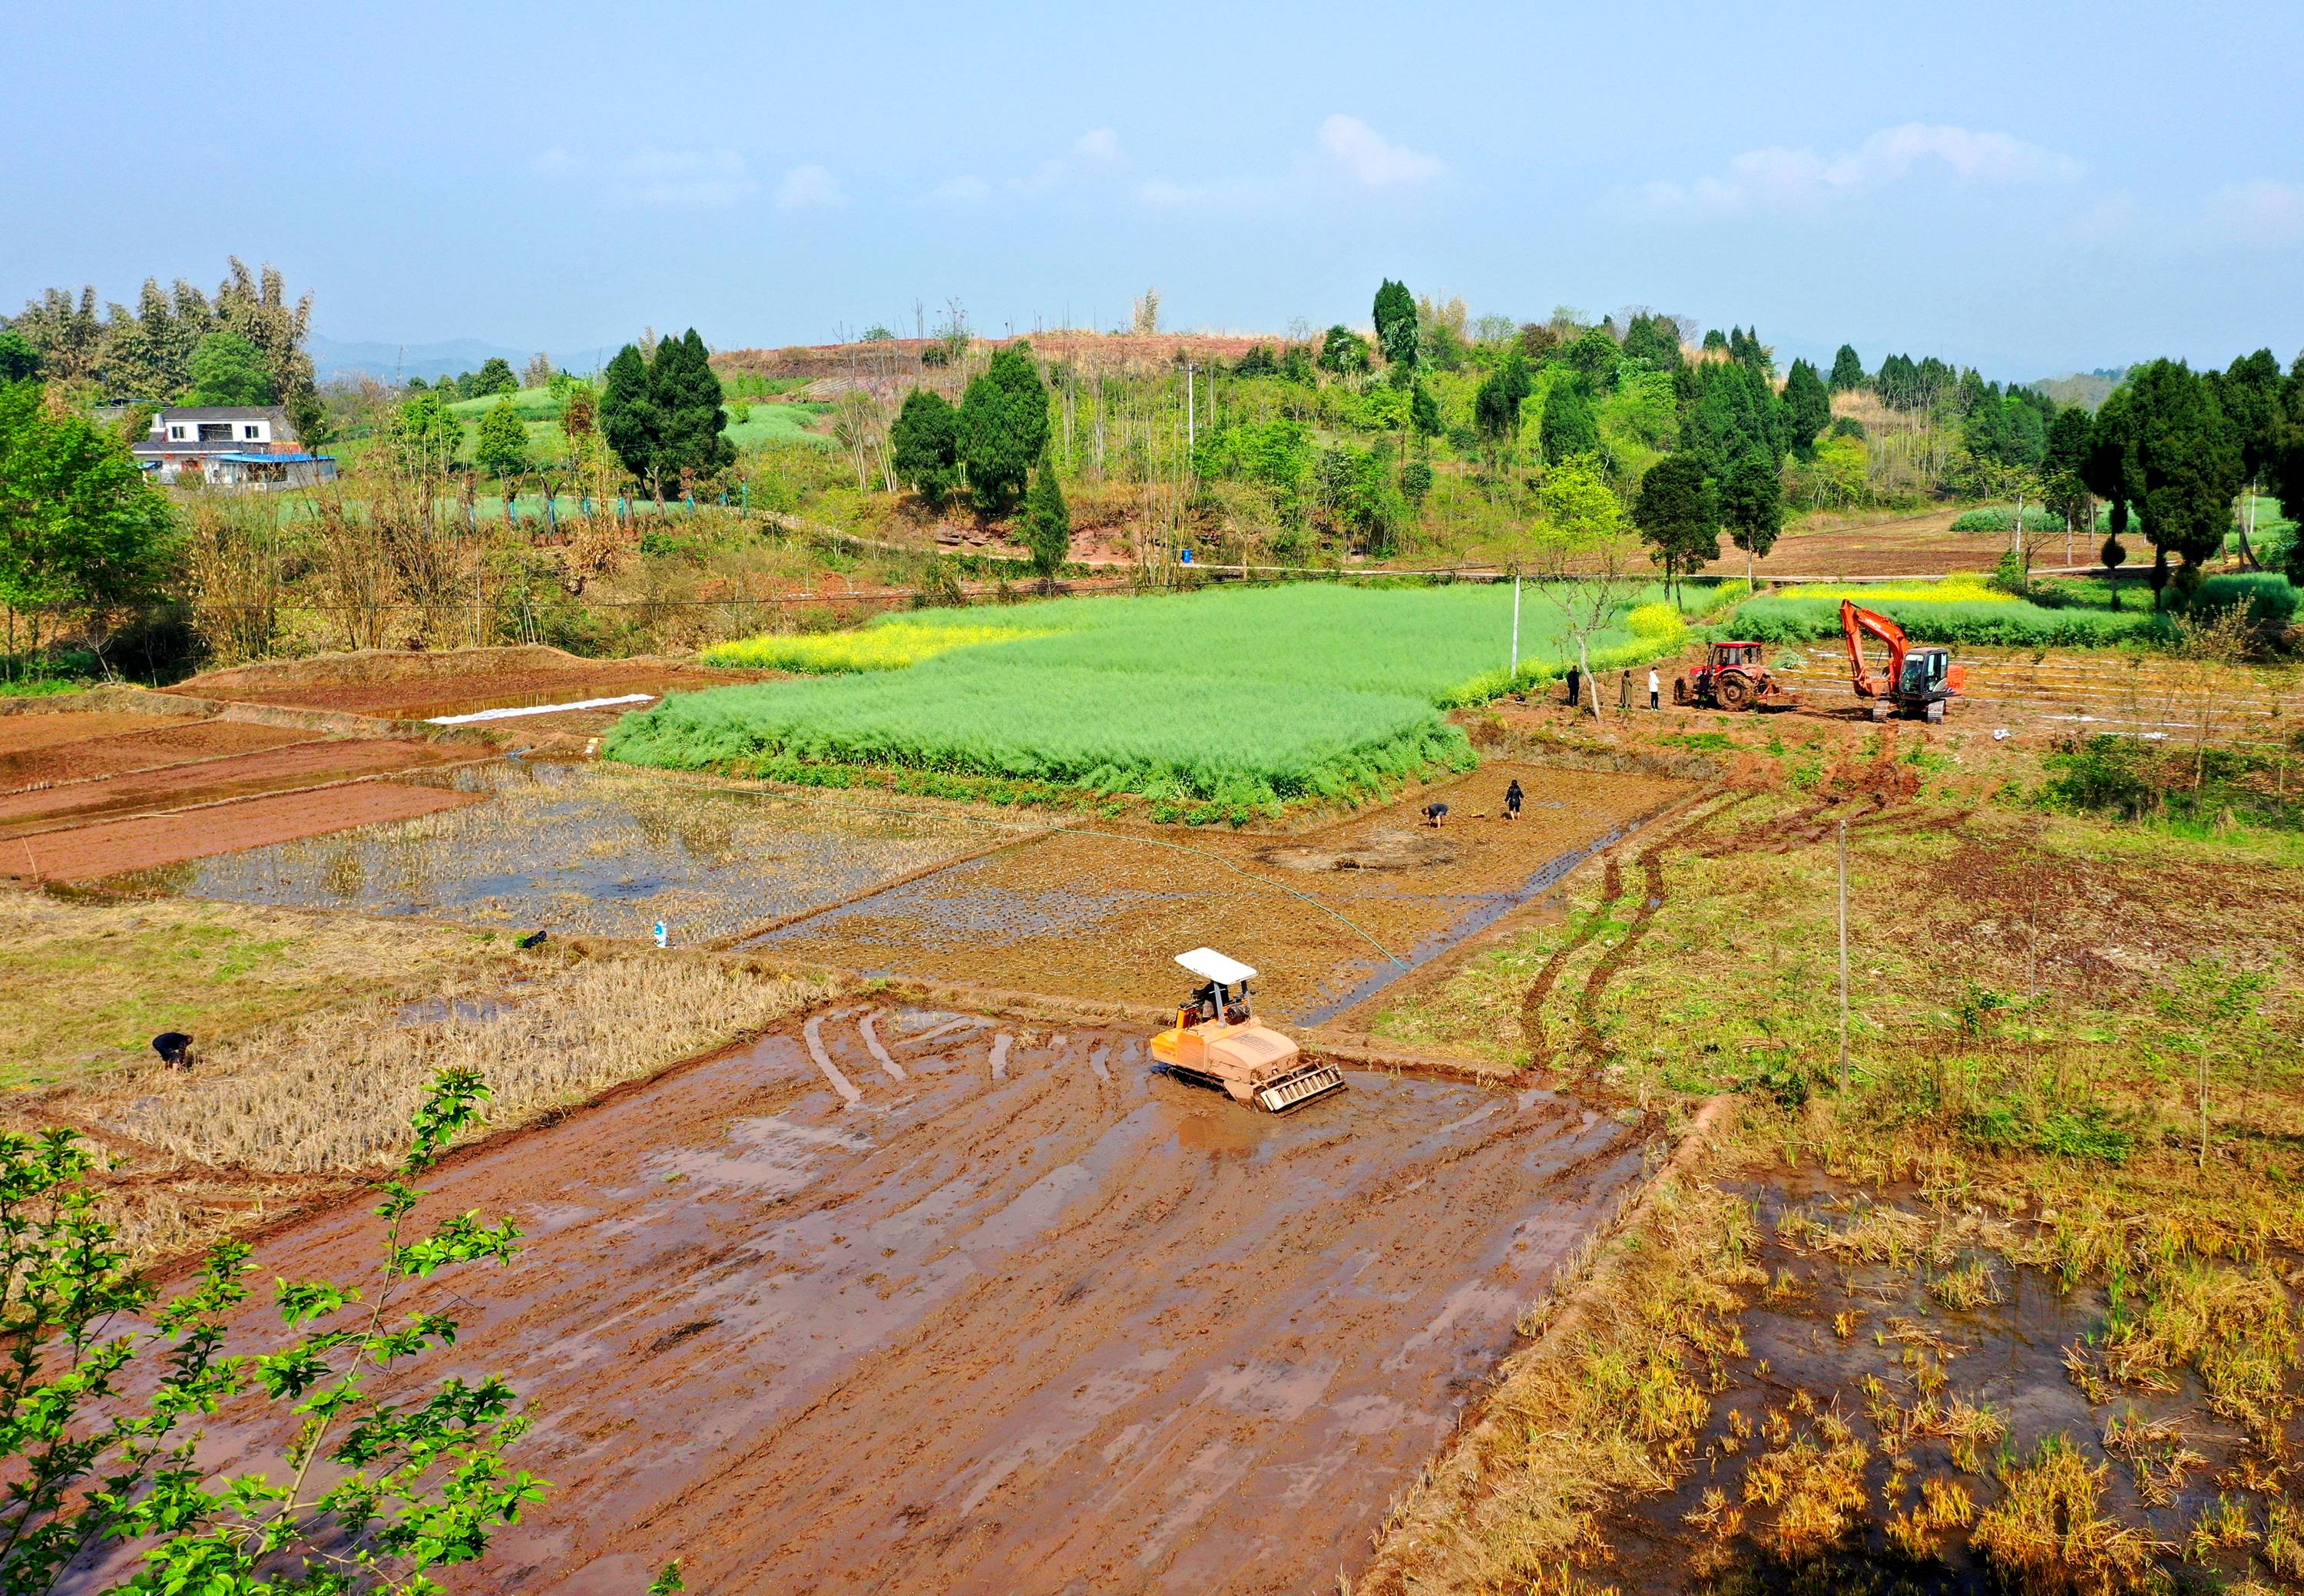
1008, 128, 1125, 194
528, 146, 576, 179
607, 147, 757, 208
1072, 127, 1121, 164
1316, 114, 1443, 188
775, 163, 846, 210
2066, 190, 2140, 244
933, 174, 991, 204
2202, 178, 2304, 245
1136, 175, 1264, 210
1640, 123, 2082, 215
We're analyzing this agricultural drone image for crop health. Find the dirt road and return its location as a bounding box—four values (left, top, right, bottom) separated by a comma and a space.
186, 1005, 1649, 1594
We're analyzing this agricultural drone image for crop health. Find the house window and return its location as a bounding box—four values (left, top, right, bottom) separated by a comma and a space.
243, 425, 260, 439
197, 422, 233, 442
170, 426, 186, 440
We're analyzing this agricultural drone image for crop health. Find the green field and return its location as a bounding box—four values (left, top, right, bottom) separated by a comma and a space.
442, 385, 829, 457
606, 582, 1700, 810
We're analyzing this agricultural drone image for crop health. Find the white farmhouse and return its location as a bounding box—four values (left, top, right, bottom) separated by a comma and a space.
132, 406, 338, 487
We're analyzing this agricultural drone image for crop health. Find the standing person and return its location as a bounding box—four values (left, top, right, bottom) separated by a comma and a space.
1619, 670, 1631, 710
1565, 664, 1581, 707
1504, 777, 1524, 822
1647, 667, 1662, 710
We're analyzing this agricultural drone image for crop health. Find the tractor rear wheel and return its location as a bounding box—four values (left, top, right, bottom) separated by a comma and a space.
1714, 672, 1757, 711
1673, 677, 1690, 707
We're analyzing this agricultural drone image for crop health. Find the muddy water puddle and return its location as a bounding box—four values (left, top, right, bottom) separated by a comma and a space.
189, 1005, 1651, 1594
1600, 1173, 2296, 1596
97, 760, 993, 942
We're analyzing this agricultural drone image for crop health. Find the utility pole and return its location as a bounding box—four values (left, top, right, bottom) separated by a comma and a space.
1509, 573, 1521, 682
1184, 362, 1197, 462
1836, 817, 1851, 1097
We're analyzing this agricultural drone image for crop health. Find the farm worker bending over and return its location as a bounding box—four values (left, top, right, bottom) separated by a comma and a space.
1422, 801, 1450, 829
1648, 667, 1661, 710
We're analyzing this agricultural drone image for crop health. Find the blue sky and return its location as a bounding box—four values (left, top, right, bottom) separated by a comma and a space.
9, 0, 2303, 379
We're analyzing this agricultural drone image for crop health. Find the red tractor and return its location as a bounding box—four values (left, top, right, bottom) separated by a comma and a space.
1673, 640, 1790, 711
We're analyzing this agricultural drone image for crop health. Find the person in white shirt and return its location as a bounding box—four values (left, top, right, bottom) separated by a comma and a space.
1647, 667, 1661, 710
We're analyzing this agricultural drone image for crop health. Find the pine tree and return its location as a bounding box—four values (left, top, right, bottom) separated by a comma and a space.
1021, 454, 1071, 588
1781, 359, 1831, 456
650, 329, 733, 490
891, 389, 962, 507
958, 344, 1049, 514
1539, 379, 1600, 465
1829, 344, 1866, 392
598, 343, 660, 491
1372, 280, 1418, 370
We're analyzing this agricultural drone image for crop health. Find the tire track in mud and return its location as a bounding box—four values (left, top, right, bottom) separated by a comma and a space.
180, 1005, 1650, 1596
1520, 853, 1628, 1068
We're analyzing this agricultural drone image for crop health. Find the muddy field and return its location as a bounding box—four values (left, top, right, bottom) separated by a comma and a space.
1700, 512, 2049, 580
172, 646, 761, 727
0, 738, 472, 839
109, 760, 1004, 942
758, 763, 1689, 1022
0, 716, 310, 789
176, 1002, 1651, 1595
7, 780, 485, 882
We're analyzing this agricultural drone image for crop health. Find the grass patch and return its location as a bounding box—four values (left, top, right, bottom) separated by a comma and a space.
0, 892, 518, 1090
700, 620, 1046, 672
610, 583, 1697, 810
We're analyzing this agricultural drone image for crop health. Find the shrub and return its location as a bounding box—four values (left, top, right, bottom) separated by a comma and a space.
1951, 505, 2064, 534
1735, 596, 2170, 648
2186, 572, 2297, 628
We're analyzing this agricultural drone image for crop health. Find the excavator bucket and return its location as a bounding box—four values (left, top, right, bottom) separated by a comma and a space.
1254, 1060, 1347, 1113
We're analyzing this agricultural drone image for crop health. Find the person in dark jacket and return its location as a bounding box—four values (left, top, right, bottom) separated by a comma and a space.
1504, 778, 1524, 821
1564, 665, 1581, 706
1422, 801, 1450, 829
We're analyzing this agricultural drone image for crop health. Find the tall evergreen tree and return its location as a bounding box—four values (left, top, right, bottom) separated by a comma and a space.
1539, 379, 1600, 465
1473, 353, 1533, 448
1828, 344, 1866, 391
1620, 313, 1683, 370
1021, 454, 1071, 588
1780, 359, 1831, 457
2122, 359, 2243, 602
890, 389, 962, 508
1632, 452, 1720, 599
958, 343, 1050, 513
598, 343, 660, 492
649, 329, 734, 489
1372, 280, 1418, 370
2215, 348, 2283, 566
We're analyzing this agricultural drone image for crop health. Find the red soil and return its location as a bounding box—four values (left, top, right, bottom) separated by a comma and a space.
2, 780, 485, 882
0, 720, 310, 791
171, 664, 743, 721
0, 711, 167, 757
0, 740, 476, 839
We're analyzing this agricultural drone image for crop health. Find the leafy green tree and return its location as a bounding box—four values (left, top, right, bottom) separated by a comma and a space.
1828, 344, 1866, 391
2120, 359, 2244, 604
1563, 325, 1621, 389
1633, 451, 1720, 599
1780, 359, 1831, 457
1683, 360, 1784, 475
1318, 325, 1372, 376
2213, 348, 2283, 567
0, 379, 180, 658
1232, 343, 1280, 378
1523, 456, 1645, 717
1539, 379, 1600, 465
284, 387, 331, 448
0, 328, 45, 382
468, 356, 519, 397
890, 389, 962, 508
958, 343, 1050, 514
2101, 530, 2129, 604
389, 388, 459, 473
600, 343, 657, 485
1400, 458, 1434, 505
1372, 279, 1418, 371
475, 398, 530, 478
1021, 454, 1071, 587
185, 329, 276, 406
1719, 447, 1784, 584
0, 1071, 543, 1594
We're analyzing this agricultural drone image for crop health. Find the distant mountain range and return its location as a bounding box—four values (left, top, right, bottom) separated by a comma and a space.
309, 334, 539, 384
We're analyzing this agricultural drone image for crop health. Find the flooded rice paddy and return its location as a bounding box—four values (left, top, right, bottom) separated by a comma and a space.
101, 760, 1000, 942
178, 1002, 1653, 1595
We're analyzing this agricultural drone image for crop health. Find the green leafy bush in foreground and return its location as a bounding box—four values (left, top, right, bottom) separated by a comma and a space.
612, 582, 1703, 807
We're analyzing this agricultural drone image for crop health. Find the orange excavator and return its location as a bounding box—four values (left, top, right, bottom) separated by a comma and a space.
1840, 600, 1965, 723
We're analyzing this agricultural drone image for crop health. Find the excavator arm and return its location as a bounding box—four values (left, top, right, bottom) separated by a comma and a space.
1839, 600, 1906, 700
